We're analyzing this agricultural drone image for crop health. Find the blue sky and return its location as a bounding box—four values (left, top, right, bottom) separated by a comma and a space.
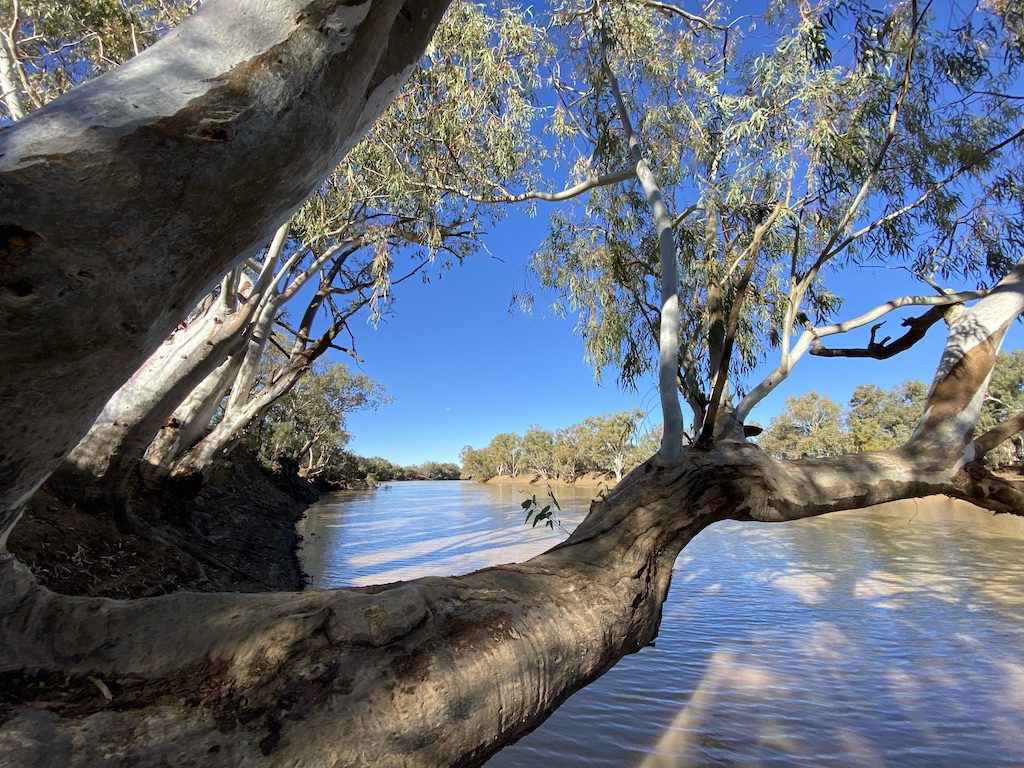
336, 205, 1023, 466
328, 2, 1024, 467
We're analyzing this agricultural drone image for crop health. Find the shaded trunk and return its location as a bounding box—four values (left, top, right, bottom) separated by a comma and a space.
2, 263, 1022, 766
141, 355, 244, 478
2, 438, 1018, 768
0, 0, 451, 539
54, 292, 252, 503
168, 355, 315, 479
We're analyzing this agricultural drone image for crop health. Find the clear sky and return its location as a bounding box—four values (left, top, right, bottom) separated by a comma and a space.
335, 205, 1023, 466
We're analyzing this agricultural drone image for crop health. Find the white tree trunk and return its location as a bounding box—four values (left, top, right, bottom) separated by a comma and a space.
56, 292, 250, 495
141, 355, 242, 475
0, 0, 451, 542
0, 38, 26, 121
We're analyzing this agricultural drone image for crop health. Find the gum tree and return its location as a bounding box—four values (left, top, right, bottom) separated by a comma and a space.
2, 1, 1024, 767
53, 0, 544, 504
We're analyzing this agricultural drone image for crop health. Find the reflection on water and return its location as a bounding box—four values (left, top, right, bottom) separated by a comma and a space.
299, 482, 1024, 767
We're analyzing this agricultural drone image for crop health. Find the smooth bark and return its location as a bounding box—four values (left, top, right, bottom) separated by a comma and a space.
0, 0, 451, 542
56, 284, 252, 495
603, 44, 685, 460
2, 260, 1022, 766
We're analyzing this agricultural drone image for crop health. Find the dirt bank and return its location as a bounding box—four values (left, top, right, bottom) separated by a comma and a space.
7, 451, 315, 598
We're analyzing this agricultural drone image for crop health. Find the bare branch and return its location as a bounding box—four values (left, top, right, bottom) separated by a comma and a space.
633, 0, 726, 31
414, 167, 636, 205
735, 288, 985, 423
972, 411, 1024, 457
809, 303, 950, 359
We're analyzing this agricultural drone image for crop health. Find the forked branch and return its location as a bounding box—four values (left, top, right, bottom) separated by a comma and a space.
809, 303, 950, 359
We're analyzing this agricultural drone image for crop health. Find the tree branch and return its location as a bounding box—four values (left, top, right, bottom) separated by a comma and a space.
414, 167, 636, 205
809, 303, 950, 359
735, 288, 985, 423
699, 200, 786, 445
954, 463, 1024, 516
601, 20, 684, 460
972, 411, 1024, 458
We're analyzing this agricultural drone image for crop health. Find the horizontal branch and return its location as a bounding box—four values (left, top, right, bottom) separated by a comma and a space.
954, 463, 1024, 516
417, 167, 636, 205
735, 289, 984, 423
809, 303, 951, 359
636, 0, 726, 30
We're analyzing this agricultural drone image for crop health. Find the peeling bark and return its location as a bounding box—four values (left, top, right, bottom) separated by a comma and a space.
0, 436, 1011, 768
0, 0, 451, 540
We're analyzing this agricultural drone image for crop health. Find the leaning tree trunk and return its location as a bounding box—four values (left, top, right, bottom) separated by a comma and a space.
0, 0, 451, 541
52, 282, 254, 506
1, 443, 1019, 767
2, 272, 1023, 766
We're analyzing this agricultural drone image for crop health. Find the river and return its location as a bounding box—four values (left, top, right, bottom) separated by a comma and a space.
297, 480, 1024, 767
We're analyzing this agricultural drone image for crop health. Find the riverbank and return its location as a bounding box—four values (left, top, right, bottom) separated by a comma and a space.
483, 472, 620, 490
7, 451, 314, 598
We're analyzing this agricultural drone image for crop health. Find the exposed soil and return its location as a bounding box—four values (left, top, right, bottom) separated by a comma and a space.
6, 452, 316, 598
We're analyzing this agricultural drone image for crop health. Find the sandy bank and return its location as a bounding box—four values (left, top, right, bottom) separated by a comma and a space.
482, 472, 620, 490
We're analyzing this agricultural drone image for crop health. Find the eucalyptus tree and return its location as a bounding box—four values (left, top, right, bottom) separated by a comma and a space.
756, 391, 850, 459
525, 0, 1024, 447
255, 361, 387, 479
520, 425, 557, 477
56, 0, 545, 495
846, 380, 928, 451
3, 2, 1024, 767
578, 409, 644, 480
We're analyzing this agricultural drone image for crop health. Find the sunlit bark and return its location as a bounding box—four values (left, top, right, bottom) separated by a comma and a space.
602, 38, 684, 461
0, 0, 451, 541
2, 254, 1021, 765
1, 3, 1022, 765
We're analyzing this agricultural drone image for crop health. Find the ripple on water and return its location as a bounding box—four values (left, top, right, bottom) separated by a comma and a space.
299, 484, 1024, 767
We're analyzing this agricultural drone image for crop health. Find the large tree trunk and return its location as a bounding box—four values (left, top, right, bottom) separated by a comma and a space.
1, 442, 1019, 767
2, 271, 1023, 766
0, 0, 451, 541
1, 3, 1022, 764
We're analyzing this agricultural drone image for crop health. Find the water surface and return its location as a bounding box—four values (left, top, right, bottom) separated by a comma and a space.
298, 481, 1024, 767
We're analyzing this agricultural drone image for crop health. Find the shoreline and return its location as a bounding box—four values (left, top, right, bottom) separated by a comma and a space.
482, 472, 620, 490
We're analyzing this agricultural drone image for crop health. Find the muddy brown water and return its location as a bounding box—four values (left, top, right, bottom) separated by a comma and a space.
298, 481, 1024, 767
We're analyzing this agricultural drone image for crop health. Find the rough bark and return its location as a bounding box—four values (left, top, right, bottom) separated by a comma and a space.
1, 263, 1021, 766
1, 431, 1016, 768
0, 0, 451, 542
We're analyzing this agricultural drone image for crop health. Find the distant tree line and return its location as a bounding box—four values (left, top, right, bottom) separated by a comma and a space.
758, 352, 1024, 468
460, 410, 658, 483
242, 361, 458, 485
331, 456, 462, 484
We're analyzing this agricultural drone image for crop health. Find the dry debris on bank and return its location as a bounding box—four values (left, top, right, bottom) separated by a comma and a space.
7, 452, 315, 598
